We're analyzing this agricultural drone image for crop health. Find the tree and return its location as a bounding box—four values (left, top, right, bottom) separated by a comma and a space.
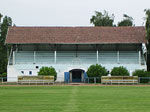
0, 15, 12, 74
87, 64, 108, 77
118, 14, 133, 26
90, 10, 114, 26
111, 66, 129, 76
0, 13, 2, 22
144, 9, 150, 71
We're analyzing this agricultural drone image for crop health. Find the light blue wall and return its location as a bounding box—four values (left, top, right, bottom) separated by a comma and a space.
8, 43, 146, 81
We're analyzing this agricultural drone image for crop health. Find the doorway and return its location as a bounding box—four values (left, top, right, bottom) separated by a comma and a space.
70, 69, 84, 83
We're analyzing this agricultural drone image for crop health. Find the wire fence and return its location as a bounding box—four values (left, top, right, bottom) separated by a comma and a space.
139, 77, 150, 84
1, 77, 150, 85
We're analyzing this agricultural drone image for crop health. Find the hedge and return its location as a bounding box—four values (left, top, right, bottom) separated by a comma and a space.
111, 66, 129, 76
132, 69, 150, 83
87, 64, 108, 77
38, 67, 57, 80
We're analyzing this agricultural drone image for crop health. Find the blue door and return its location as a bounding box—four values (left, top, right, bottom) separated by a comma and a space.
84, 72, 88, 79
83, 72, 88, 82
64, 72, 70, 83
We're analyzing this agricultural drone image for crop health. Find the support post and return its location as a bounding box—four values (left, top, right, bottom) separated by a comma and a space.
139, 50, 141, 65
54, 50, 57, 64
97, 50, 99, 63
2, 78, 3, 84
34, 51, 36, 63
70, 72, 72, 83
13, 51, 15, 65
117, 51, 119, 64
94, 77, 96, 84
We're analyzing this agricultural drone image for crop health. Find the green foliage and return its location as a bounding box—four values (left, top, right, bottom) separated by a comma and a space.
145, 9, 150, 40
0, 72, 7, 77
133, 69, 150, 77
0, 13, 2, 22
38, 67, 57, 79
132, 69, 147, 77
87, 64, 108, 77
133, 69, 150, 83
144, 9, 150, 71
118, 14, 133, 26
0, 14, 12, 74
111, 66, 129, 76
90, 10, 114, 26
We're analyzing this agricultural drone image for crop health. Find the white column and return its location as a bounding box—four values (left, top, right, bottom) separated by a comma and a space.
70, 72, 72, 83
97, 50, 99, 63
13, 51, 15, 65
54, 50, 57, 64
139, 50, 141, 65
34, 51, 36, 63
117, 51, 119, 64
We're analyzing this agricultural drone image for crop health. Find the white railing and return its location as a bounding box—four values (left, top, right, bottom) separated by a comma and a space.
9, 50, 145, 65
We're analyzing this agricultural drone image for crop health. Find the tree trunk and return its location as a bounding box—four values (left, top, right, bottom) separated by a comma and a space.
147, 44, 150, 71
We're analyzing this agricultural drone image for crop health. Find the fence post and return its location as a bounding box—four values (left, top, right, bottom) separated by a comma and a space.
2, 77, 3, 84
88, 78, 89, 84
94, 78, 96, 84
139, 77, 140, 84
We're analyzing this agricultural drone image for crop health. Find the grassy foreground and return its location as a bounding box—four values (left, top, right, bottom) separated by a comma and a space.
0, 86, 150, 112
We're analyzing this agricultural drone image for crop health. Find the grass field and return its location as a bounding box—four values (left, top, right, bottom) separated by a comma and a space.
0, 86, 150, 112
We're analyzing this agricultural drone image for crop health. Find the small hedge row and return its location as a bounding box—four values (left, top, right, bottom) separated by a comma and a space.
132, 69, 150, 77
87, 64, 150, 78
111, 66, 129, 76
87, 64, 130, 77
132, 69, 150, 83
87, 64, 107, 77
0, 73, 7, 77
38, 67, 57, 80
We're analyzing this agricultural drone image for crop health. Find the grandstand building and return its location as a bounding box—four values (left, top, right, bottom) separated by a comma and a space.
6, 26, 147, 82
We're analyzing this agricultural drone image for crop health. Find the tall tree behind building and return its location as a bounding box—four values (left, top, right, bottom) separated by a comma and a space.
145, 9, 150, 71
90, 10, 115, 26
0, 14, 12, 75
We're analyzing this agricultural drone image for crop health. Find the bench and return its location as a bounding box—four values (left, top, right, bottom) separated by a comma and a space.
18, 76, 54, 85
101, 76, 138, 84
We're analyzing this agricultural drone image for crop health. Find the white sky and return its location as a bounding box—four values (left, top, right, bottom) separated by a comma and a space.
0, 0, 150, 26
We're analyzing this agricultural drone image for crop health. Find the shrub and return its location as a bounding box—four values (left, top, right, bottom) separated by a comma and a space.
145, 71, 150, 77
132, 69, 147, 77
111, 66, 129, 76
38, 67, 57, 80
132, 69, 150, 83
87, 64, 108, 77
0, 73, 7, 77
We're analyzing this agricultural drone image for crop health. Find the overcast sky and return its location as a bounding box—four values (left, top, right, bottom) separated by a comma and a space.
0, 0, 150, 26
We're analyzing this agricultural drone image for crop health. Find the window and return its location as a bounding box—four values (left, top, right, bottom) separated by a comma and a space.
36, 66, 39, 69
29, 71, 32, 75
21, 71, 24, 74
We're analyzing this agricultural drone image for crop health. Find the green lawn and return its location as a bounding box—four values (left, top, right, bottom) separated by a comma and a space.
0, 86, 150, 112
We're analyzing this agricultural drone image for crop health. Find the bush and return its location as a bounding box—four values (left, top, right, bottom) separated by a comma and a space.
132, 69, 147, 77
38, 67, 57, 80
0, 73, 7, 77
87, 64, 108, 77
111, 66, 129, 76
145, 71, 150, 77
132, 69, 150, 83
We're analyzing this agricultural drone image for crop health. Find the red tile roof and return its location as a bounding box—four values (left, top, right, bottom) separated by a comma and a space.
5, 26, 146, 44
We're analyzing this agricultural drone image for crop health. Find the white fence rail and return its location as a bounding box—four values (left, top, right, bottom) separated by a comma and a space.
9, 50, 146, 65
